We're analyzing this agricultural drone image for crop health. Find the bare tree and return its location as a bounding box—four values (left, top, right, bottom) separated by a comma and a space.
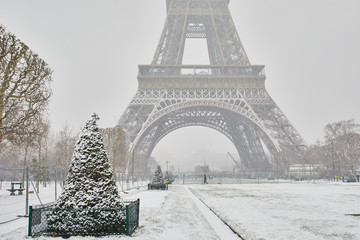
274, 149, 296, 177
34, 118, 51, 192
301, 143, 329, 178
334, 133, 360, 176
0, 141, 19, 167
324, 119, 360, 178
99, 127, 127, 180
324, 119, 360, 143
41, 122, 54, 187
9, 116, 47, 186
314, 143, 332, 178
53, 123, 77, 185
18, 131, 36, 186
0, 25, 52, 144
0, 141, 22, 181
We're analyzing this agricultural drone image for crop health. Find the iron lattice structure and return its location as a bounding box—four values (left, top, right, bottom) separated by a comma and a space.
117, 0, 306, 171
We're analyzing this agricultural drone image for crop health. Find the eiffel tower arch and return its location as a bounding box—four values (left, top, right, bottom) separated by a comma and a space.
117, 0, 306, 171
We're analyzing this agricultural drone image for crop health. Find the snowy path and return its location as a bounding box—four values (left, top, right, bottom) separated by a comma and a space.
185, 186, 241, 240
129, 185, 220, 240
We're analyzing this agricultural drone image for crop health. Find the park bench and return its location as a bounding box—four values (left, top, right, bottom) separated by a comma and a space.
7, 182, 25, 195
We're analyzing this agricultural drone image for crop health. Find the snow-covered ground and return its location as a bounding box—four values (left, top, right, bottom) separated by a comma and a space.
189, 182, 360, 240
0, 181, 59, 235
1, 181, 359, 239
0, 182, 219, 240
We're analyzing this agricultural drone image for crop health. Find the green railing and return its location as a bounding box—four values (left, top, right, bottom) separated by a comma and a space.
148, 183, 168, 190
28, 199, 140, 237
125, 199, 140, 235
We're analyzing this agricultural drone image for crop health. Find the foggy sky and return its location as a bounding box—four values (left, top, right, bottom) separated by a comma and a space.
1, 0, 360, 171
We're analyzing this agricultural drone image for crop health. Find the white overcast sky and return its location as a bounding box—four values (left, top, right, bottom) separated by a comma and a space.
1, 0, 360, 170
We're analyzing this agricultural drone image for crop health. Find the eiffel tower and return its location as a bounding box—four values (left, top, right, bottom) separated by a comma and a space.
117, 0, 306, 171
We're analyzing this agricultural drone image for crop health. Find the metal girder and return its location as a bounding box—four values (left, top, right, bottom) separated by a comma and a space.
153, 0, 249, 65
116, 0, 307, 172
119, 100, 278, 171
117, 86, 297, 171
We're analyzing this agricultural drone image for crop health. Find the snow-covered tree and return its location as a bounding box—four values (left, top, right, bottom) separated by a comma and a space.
151, 165, 164, 184
47, 114, 125, 236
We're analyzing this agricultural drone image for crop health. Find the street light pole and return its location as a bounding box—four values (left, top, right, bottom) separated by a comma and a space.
132, 148, 135, 185
331, 140, 335, 181
25, 167, 29, 216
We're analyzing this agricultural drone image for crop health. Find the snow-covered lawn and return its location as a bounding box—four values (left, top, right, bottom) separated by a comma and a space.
190, 182, 360, 240
0, 183, 219, 240
0, 181, 59, 235
1, 181, 359, 239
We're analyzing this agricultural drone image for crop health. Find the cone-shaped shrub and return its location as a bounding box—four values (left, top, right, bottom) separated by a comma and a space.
47, 114, 125, 236
151, 165, 164, 184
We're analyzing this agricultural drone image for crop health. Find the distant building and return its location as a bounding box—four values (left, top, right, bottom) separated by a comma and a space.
194, 165, 210, 174
288, 164, 324, 178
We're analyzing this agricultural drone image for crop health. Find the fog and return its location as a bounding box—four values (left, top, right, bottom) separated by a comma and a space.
1, 0, 360, 171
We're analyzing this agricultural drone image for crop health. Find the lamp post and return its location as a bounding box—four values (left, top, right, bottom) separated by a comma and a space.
132, 147, 135, 185
331, 140, 335, 181
25, 167, 29, 216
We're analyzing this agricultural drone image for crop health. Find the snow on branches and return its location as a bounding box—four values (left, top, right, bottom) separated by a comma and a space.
47, 114, 125, 235
151, 165, 164, 185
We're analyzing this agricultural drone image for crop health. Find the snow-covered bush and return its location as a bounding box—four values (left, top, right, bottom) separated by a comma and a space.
151, 165, 164, 185
47, 114, 125, 236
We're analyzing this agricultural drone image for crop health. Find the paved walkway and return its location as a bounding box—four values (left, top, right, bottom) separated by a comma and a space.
131, 185, 220, 239
128, 185, 241, 240
185, 186, 241, 240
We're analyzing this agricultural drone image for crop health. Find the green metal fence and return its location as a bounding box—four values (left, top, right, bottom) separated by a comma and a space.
125, 199, 140, 235
28, 199, 140, 237
148, 183, 168, 190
